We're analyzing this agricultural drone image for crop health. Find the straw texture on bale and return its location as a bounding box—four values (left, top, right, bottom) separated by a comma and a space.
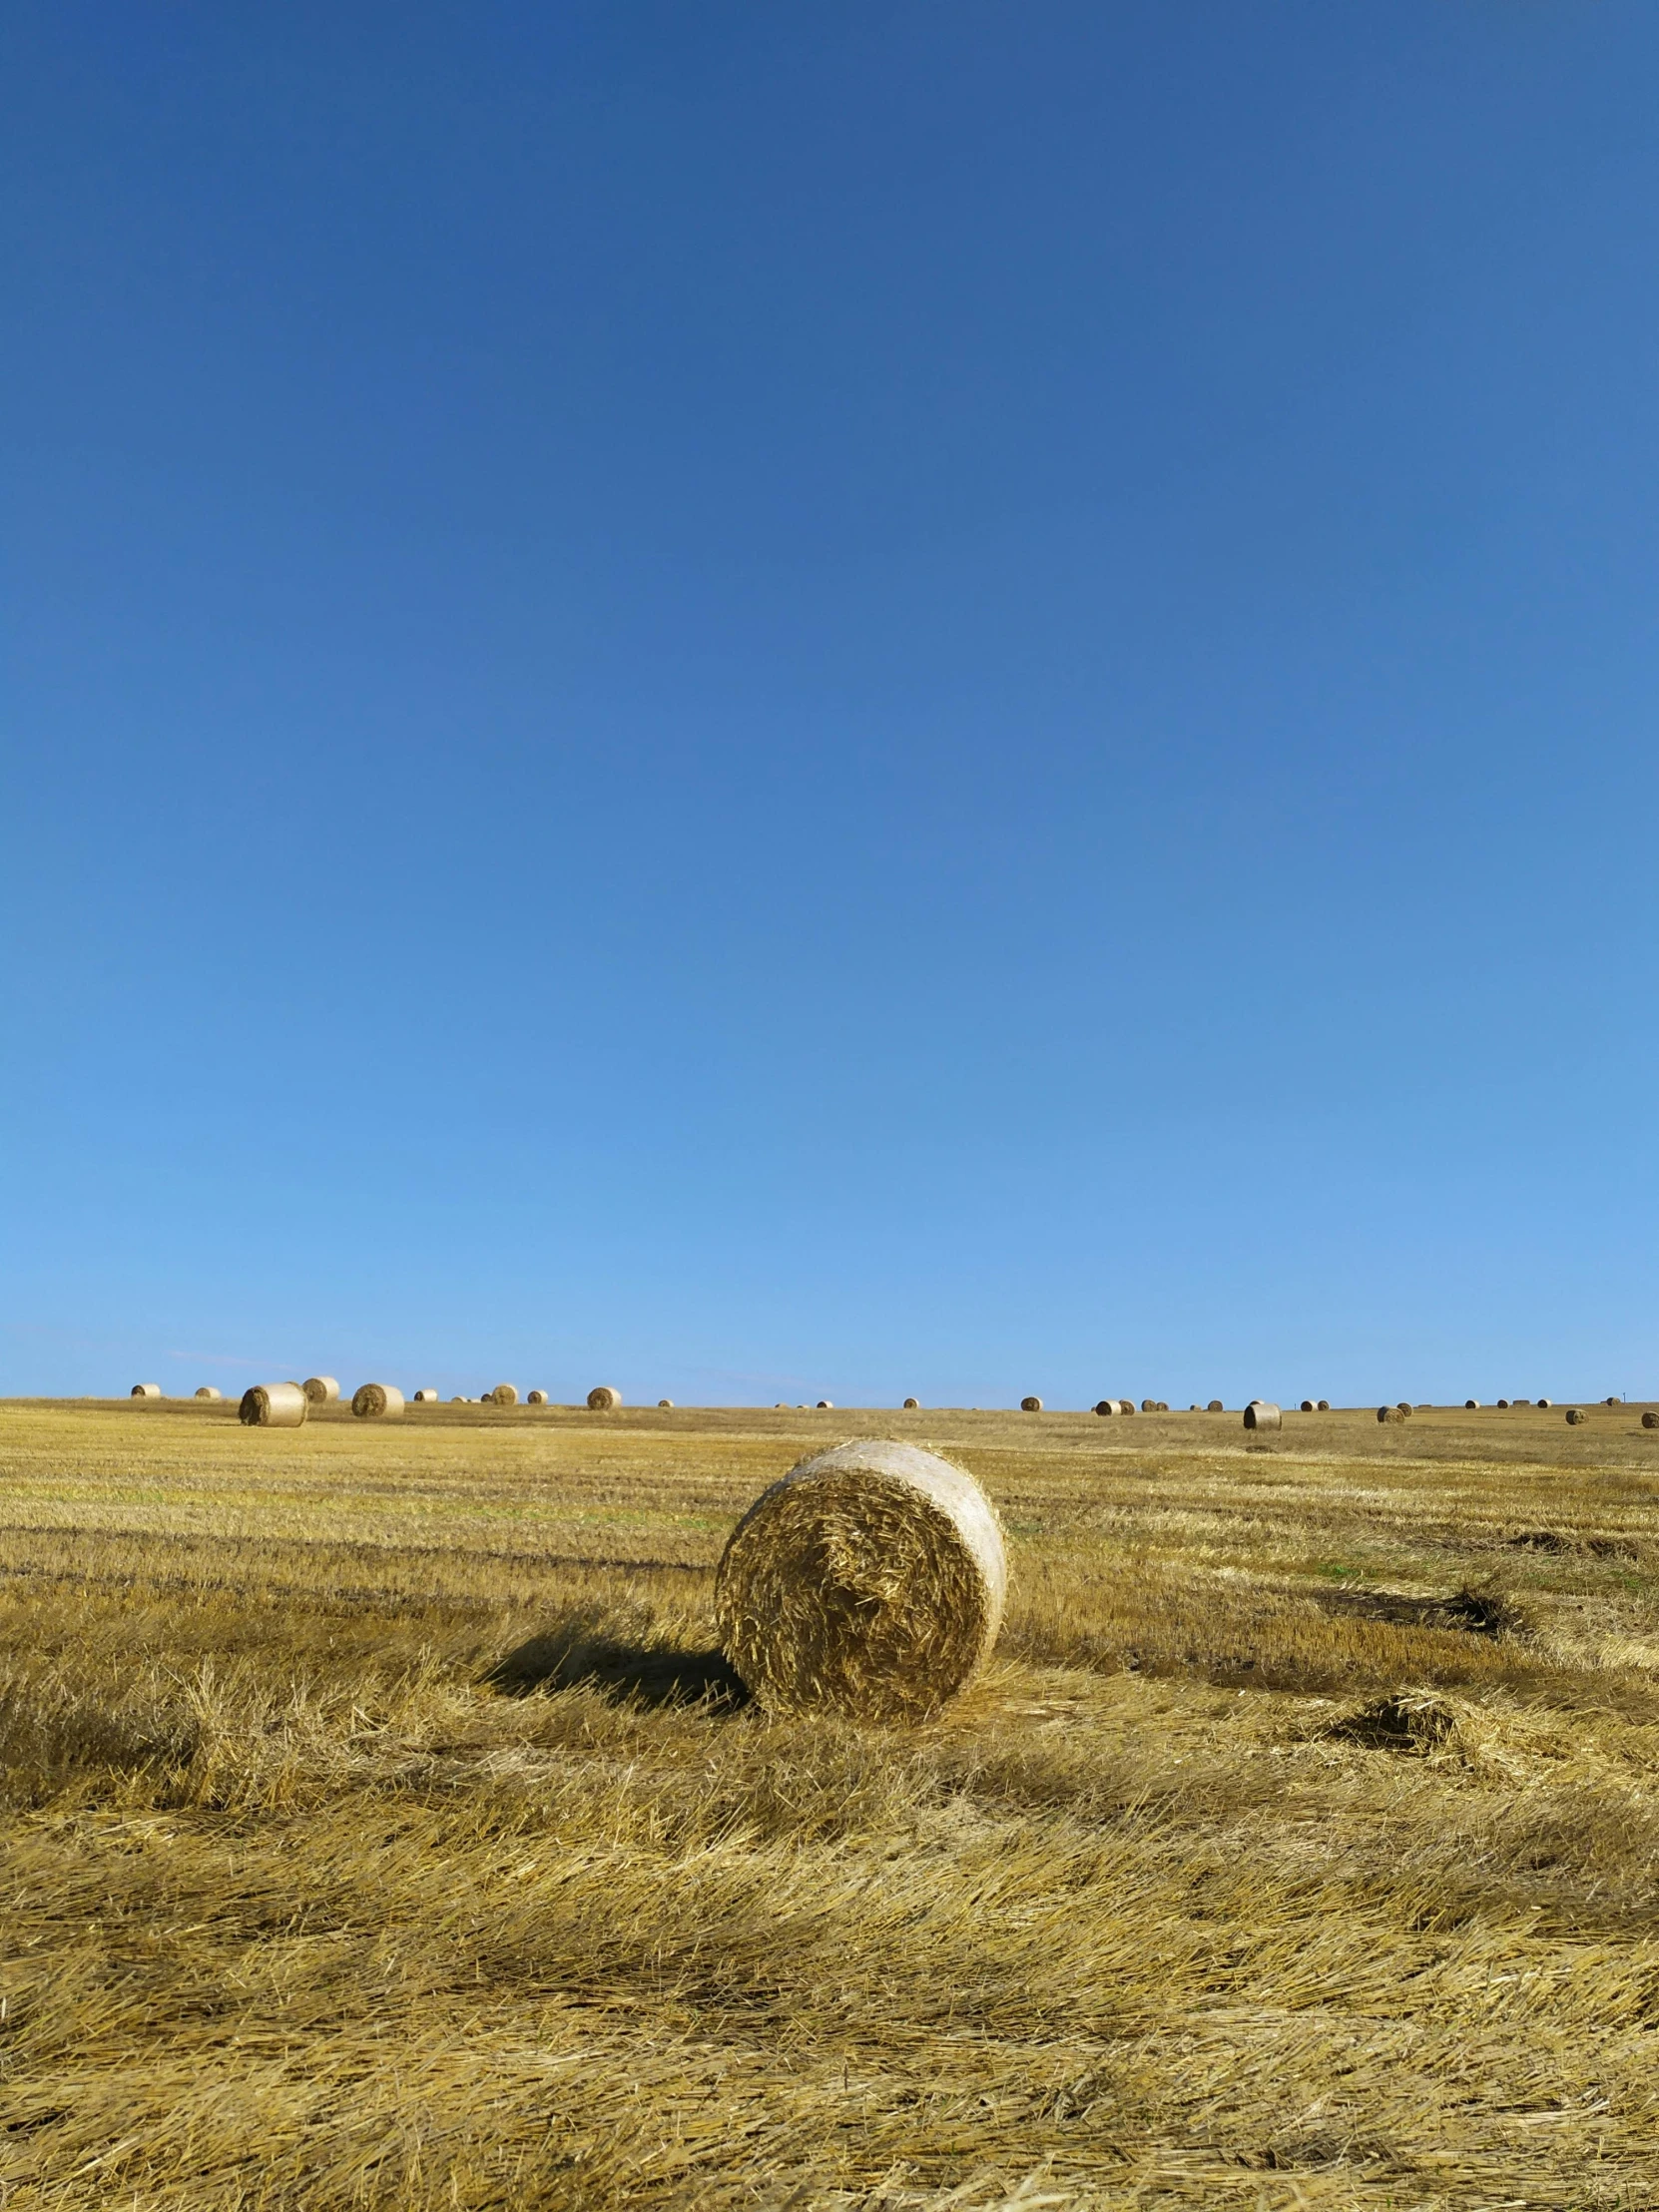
1378, 1404, 1406, 1424
1644, 1411, 1659, 1430
1020, 1396, 1043, 1413
1208, 1398, 1224, 1411
714, 1438, 1007, 1723
587, 1385, 621, 1412
1243, 1400, 1281, 1431
239, 1382, 307, 1428
902, 1397, 919, 1409
1566, 1407, 1587, 1424
194, 1386, 222, 1400
130, 1383, 161, 1398
488, 1383, 518, 1406
301, 1377, 339, 1405
350, 1383, 404, 1419
1140, 1398, 1157, 1412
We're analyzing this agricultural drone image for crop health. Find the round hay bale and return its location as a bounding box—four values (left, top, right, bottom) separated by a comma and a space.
1566, 1407, 1587, 1424
350, 1382, 404, 1419
1119, 1399, 1137, 1414
1643, 1411, 1658, 1430
130, 1383, 162, 1398
1140, 1398, 1157, 1412
1020, 1396, 1043, 1412
194, 1385, 222, 1401
240, 1382, 307, 1427
1243, 1400, 1281, 1430
301, 1377, 339, 1405
1318, 1398, 1331, 1411
1397, 1402, 1413, 1415
1156, 1400, 1169, 1412
902, 1397, 919, 1410
1465, 1398, 1480, 1409
411, 1388, 440, 1402
587, 1385, 621, 1412
1208, 1398, 1223, 1412
450, 1395, 466, 1403
1604, 1396, 1620, 1407
714, 1438, 1006, 1723
1536, 1398, 1552, 1409
526, 1389, 547, 1405
1377, 1404, 1406, 1424
1093, 1398, 1120, 1415
817, 1399, 834, 1410
1189, 1402, 1202, 1411
1300, 1399, 1316, 1413
486, 1383, 518, 1407
1496, 1397, 1510, 1408
657, 1397, 674, 1408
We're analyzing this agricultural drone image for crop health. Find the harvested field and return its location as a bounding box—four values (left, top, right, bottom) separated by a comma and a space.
3, 1394, 1659, 2209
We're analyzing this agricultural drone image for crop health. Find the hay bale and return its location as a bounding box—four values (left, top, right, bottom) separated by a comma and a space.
902, 1397, 919, 1410
194, 1385, 222, 1401
350, 1383, 404, 1419
412, 1389, 440, 1402
1156, 1400, 1169, 1412
1208, 1398, 1223, 1412
1300, 1399, 1316, 1412
301, 1377, 339, 1405
1093, 1398, 1123, 1415
130, 1383, 162, 1398
487, 1383, 518, 1406
1465, 1398, 1480, 1409
587, 1385, 621, 1412
1643, 1411, 1658, 1430
1537, 1397, 1552, 1409
714, 1438, 1006, 1723
240, 1382, 307, 1427
1140, 1398, 1157, 1412
1243, 1400, 1281, 1430
1020, 1396, 1043, 1412
1496, 1398, 1510, 1408
1566, 1407, 1587, 1425
656, 1397, 674, 1408
817, 1399, 834, 1410
1397, 1402, 1413, 1414
1604, 1396, 1620, 1407
1318, 1399, 1331, 1411
1120, 1399, 1138, 1414
1377, 1404, 1406, 1424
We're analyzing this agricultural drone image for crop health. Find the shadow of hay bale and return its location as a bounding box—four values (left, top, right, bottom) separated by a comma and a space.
484, 1614, 750, 1710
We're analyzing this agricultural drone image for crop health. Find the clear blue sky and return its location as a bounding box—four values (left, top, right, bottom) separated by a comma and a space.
5, 2, 1657, 1408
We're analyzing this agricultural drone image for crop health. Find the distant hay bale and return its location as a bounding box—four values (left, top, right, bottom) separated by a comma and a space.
656, 1397, 674, 1408
714, 1438, 1007, 1723
194, 1385, 222, 1401
1397, 1402, 1413, 1414
1496, 1398, 1510, 1408
1189, 1402, 1202, 1411
1120, 1399, 1138, 1414
526, 1389, 547, 1405
1377, 1404, 1406, 1424
1318, 1399, 1330, 1411
1020, 1396, 1043, 1412
1300, 1399, 1316, 1412
1208, 1398, 1223, 1412
1537, 1398, 1552, 1409
1156, 1400, 1169, 1412
1566, 1408, 1587, 1424
1465, 1398, 1480, 1409
1093, 1398, 1123, 1416
450, 1395, 466, 1403
1604, 1396, 1620, 1407
350, 1383, 404, 1419
412, 1389, 440, 1402
487, 1383, 518, 1406
239, 1382, 307, 1427
1243, 1400, 1281, 1430
817, 1399, 833, 1410
130, 1383, 162, 1398
902, 1397, 919, 1409
1643, 1411, 1658, 1430
301, 1377, 339, 1405
587, 1385, 621, 1411
1140, 1398, 1157, 1412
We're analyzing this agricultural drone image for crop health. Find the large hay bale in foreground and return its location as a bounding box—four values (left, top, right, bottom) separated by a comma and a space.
715, 1438, 1007, 1723
240, 1382, 307, 1427
194, 1385, 222, 1400
1020, 1396, 1043, 1412
587, 1385, 621, 1411
1243, 1400, 1281, 1430
1644, 1411, 1658, 1430
131, 1383, 161, 1398
351, 1382, 404, 1419
302, 1377, 339, 1405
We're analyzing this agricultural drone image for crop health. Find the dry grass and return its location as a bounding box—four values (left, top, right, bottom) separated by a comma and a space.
3, 1397, 1659, 2208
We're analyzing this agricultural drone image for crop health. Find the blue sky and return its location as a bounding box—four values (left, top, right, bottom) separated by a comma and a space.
4, 2, 1657, 1407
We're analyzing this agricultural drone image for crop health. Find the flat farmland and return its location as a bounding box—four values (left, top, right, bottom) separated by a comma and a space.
4, 1396, 1659, 2210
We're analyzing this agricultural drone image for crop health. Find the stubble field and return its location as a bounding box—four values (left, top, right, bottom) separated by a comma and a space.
3, 1395, 1659, 2210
